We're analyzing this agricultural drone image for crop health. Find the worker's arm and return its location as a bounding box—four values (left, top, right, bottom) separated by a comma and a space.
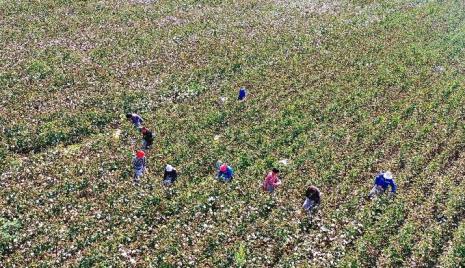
389, 179, 397, 193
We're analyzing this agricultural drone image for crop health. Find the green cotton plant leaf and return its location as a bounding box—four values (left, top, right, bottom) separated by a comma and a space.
234, 243, 247, 267
2, 0, 465, 267
27, 60, 52, 80
0, 218, 22, 255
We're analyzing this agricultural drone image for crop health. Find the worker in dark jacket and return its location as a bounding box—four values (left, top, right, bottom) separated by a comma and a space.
140, 127, 154, 150
163, 164, 177, 186
303, 186, 321, 215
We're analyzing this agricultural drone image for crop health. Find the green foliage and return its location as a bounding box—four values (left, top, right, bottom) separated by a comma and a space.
234, 243, 247, 267
0, 72, 18, 88
78, 253, 107, 268
2, 0, 465, 266
27, 60, 52, 80
445, 223, 465, 266
0, 218, 21, 255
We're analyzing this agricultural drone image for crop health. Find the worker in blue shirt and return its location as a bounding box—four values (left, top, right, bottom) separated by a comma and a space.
215, 162, 234, 182
126, 113, 144, 128
368, 171, 397, 198
238, 87, 247, 101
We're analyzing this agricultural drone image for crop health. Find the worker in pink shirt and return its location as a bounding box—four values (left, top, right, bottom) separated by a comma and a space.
263, 168, 281, 193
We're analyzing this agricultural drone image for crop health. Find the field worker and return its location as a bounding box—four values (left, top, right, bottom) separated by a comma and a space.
140, 127, 154, 150
238, 87, 247, 101
303, 186, 321, 215
216, 163, 234, 182
133, 150, 146, 184
126, 113, 144, 128
368, 171, 397, 198
263, 168, 281, 193
163, 164, 177, 186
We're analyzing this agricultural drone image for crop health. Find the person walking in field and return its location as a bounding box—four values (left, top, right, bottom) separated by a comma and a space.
140, 127, 154, 150
215, 161, 234, 182
368, 171, 397, 198
263, 168, 281, 193
303, 185, 321, 215
163, 164, 177, 186
238, 87, 247, 101
126, 113, 144, 128
133, 150, 146, 185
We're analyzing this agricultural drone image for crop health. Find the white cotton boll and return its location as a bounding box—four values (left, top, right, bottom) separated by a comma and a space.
279, 159, 289, 165
433, 65, 445, 73
113, 129, 121, 140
